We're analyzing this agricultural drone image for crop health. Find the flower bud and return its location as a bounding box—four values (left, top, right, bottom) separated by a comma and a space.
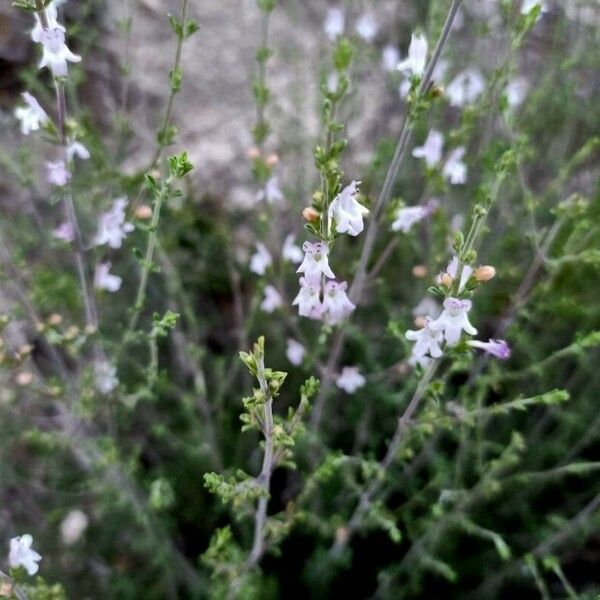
247, 147, 261, 160
412, 265, 427, 278
414, 316, 426, 328
265, 153, 279, 167
335, 526, 349, 546
440, 273, 454, 287
16, 371, 33, 386
303, 207, 320, 223
474, 265, 496, 282
135, 204, 153, 220
48, 313, 63, 326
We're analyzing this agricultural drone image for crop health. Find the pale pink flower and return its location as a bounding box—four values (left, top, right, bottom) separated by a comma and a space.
66, 141, 90, 161
442, 147, 467, 184
60, 510, 89, 546
468, 338, 511, 359
321, 280, 355, 325
397, 33, 428, 77
46, 160, 71, 186
328, 181, 368, 237
39, 27, 81, 77
406, 316, 444, 362
256, 176, 284, 205
412, 130, 444, 167
336, 366, 366, 394
31, 1, 64, 44
250, 243, 272, 276
382, 45, 400, 72
355, 13, 377, 42
433, 297, 477, 346
286, 338, 306, 366
14, 92, 48, 135
53, 221, 74, 243
94, 198, 134, 249
292, 277, 323, 319
446, 69, 485, 107
282, 234, 303, 264
297, 241, 335, 283
94, 262, 121, 292
444, 256, 473, 292
94, 359, 118, 394
324, 7, 345, 40
260, 285, 283, 313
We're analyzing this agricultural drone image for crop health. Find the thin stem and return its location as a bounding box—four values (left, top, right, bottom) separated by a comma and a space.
247, 354, 275, 567
332, 360, 440, 553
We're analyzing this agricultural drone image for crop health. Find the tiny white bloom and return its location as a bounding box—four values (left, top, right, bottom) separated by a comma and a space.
505, 77, 529, 108
355, 13, 377, 42
412, 130, 444, 167
433, 297, 477, 346
256, 176, 284, 205
328, 181, 368, 237
94, 359, 118, 394
382, 45, 400, 72
446, 69, 485, 107
282, 234, 303, 264
8, 534, 41, 575
286, 338, 306, 366
406, 316, 444, 361
292, 277, 323, 319
66, 141, 90, 161
297, 241, 335, 283
391, 205, 430, 233
60, 510, 89, 546
94, 262, 121, 292
442, 147, 467, 185
336, 366, 366, 394
321, 280, 355, 325
324, 7, 345, 40
14, 92, 48, 135
261, 285, 283, 313
249, 243, 272, 276
38, 27, 81, 77
327, 71, 339, 93
53, 221, 74, 243
94, 198, 134, 249
46, 160, 71, 186
397, 33, 428, 77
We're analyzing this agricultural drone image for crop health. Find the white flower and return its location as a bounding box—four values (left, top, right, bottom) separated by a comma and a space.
446, 69, 485, 107
250, 243, 272, 276
433, 297, 477, 346
406, 316, 444, 361
442, 147, 467, 185
328, 181, 368, 237
397, 33, 428, 77
506, 77, 529, 108
39, 27, 81, 77
14, 92, 48, 135
282, 234, 303, 264
382, 45, 400, 72
94, 359, 118, 394
468, 338, 511, 359
521, 0, 548, 16
8, 535, 42, 575
94, 198, 134, 249
94, 262, 121, 292
336, 366, 366, 394
324, 7, 345, 40
46, 160, 71, 186
321, 280, 355, 325
297, 241, 335, 283
53, 221, 74, 243
60, 510, 89, 546
256, 176, 284, 205
66, 141, 90, 161
31, 1, 64, 43
444, 256, 473, 292
412, 130, 444, 167
286, 338, 306, 366
327, 71, 339, 93
355, 13, 377, 42
391, 205, 430, 233
261, 285, 282, 313
292, 277, 323, 319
